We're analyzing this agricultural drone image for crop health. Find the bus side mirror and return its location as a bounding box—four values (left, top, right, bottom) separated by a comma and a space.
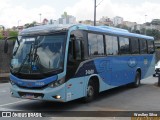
4, 36, 18, 53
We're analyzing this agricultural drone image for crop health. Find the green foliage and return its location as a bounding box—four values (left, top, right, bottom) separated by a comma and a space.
9, 30, 18, 37
0, 30, 18, 40
0, 32, 3, 39
24, 21, 37, 28
151, 19, 160, 25
146, 29, 160, 40
116, 24, 131, 32
135, 28, 160, 40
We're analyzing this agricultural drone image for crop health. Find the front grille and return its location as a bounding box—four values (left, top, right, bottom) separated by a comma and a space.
16, 84, 48, 90
18, 92, 44, 98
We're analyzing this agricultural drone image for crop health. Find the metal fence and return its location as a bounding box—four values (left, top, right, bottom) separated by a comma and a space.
0, 40, 14, 74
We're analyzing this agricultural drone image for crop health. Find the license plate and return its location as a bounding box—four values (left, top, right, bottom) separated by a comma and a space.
24, 94, 35, 99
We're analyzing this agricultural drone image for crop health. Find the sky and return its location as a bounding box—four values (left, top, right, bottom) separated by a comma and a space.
0, 0, 160, 28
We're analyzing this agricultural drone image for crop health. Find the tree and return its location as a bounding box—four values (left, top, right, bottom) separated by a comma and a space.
151, 19, 160, 25
116, 24, 131, 32
9, 30, 18, 37
0, 31, 3, 39
24, 21, 37, 28
139, 28, 160, 40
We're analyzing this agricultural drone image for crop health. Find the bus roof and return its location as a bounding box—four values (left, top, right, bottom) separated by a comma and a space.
20, 24, 154, 40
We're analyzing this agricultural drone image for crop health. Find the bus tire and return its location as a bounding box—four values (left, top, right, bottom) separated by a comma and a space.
132, 71, 141, 88
82, 79, 98, 103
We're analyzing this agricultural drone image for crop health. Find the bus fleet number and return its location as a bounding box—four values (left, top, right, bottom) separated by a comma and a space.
86, 69, 94, 75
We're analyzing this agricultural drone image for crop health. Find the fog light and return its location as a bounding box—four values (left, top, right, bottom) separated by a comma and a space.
53, 95, 61, 99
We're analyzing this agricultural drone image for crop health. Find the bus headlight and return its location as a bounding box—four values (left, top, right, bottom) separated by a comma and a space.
49, 77, 65, 88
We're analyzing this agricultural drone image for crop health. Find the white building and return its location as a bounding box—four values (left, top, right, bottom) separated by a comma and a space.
135, 24, 143, 31
99, 16, 113, 26
58, 14, 76, 24
145, 24, 160, 31
113, 16, 123, 26
49, 13, 76, 25
123, 21, 137, 28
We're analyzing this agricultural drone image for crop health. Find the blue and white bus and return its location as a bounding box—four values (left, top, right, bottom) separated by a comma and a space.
8, 24, 155, 102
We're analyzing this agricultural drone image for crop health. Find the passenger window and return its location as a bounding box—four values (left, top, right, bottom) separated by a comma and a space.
75, 40, 82, 60
88, 33, 104, 56
119, 37, 130, 54
105, 35, 118, 55
130, 38, 139, 54
69, 30, 84, 61
68, 41, 74, 62
140, 39, 147, 54
147, 41, 155, 54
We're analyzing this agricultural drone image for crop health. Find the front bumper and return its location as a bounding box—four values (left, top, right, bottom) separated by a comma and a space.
10, 84, 66, 102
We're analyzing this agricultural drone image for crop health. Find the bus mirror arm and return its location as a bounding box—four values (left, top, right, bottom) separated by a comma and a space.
4, 39, 8, 53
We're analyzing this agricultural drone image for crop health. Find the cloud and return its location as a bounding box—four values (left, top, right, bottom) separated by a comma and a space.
64, 0, 160, 24
0, 1, 56, 28
64, 0, 115, 21
1, 0, 160, 28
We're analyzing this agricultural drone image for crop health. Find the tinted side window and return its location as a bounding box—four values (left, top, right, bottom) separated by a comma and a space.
69, 30, 84, 61
119, 37, 130, 54
75, 40, 82, 60
88, 33, 104, 56
147, 41, 155, 54
105, 35, 118, 55
140, 39, 147, 54
130, 38, 139, 54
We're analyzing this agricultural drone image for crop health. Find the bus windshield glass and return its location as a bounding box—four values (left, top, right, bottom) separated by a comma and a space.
11, 32, 66, 74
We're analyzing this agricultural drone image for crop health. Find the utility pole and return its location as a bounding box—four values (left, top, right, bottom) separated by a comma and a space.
39, 13, 42, 23
145, 15, 147, 35
94, 0, 96, 26
94, 0, 104, 26
18, 20, 21, 27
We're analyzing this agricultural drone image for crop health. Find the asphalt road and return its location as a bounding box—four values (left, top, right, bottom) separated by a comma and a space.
0, 76, 159, 120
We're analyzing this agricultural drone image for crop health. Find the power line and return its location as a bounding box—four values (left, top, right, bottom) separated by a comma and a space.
96, 0, 104, 7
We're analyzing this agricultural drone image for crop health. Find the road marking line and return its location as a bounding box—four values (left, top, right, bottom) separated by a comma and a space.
0, 100, 28, 107
0, 108, 17, 111
0, 90, 7, 93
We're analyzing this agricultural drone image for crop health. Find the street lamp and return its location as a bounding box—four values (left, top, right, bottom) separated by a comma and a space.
39, 13, 42, 23
18, 20, 21, 27
94, 0, 104, 26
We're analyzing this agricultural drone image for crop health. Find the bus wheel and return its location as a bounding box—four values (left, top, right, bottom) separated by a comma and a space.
132, 71, 141, 87
82, 80, 97, 103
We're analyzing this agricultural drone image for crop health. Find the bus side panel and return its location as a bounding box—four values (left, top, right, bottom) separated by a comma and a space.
138, 54, 155, 79
144, 54, 155, 78
93, 56, 134, 88
107, 56, 135, 86
65, 77, 87, 102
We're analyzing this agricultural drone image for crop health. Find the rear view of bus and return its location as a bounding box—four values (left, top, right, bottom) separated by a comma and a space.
10, 24, 155, 102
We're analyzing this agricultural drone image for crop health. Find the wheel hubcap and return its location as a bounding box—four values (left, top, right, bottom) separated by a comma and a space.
87, 86, 94, 97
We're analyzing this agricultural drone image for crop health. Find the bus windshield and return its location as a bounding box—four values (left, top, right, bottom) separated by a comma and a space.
11, 32, 66, 74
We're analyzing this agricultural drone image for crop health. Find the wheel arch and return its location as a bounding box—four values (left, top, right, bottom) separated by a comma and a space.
85, 74, 100, 94
136, 68, 142, 79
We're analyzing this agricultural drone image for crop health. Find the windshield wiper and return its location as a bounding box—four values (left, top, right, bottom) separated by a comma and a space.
17, 41, 46, 76
17, 43, 33, 73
